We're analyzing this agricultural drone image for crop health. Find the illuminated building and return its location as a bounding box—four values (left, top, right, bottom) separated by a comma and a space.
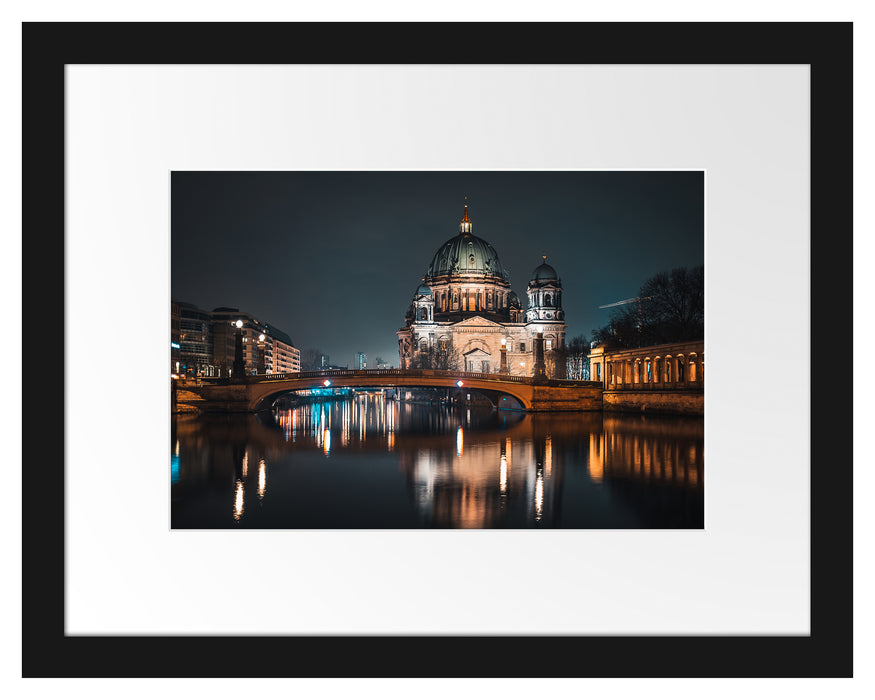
170, 300, 215, 377
210, 307, 301, 376
589, 340, 704, 390
397, 200, 567, 377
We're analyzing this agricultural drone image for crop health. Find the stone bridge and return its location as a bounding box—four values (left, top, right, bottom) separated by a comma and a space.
176, 368, 603, 413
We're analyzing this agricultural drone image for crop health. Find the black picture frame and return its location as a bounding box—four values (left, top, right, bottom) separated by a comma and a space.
22, 22, 852, 678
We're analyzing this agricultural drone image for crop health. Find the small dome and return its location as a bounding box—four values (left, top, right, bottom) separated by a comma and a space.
532, 256, 558, 281
415, 284, 433, 297
508, 291, 521, 309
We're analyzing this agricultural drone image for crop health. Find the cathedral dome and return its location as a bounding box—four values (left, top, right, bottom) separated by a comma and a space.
415, 284, 433, 297
531, 256, 558, 281
425, 200, 508, 280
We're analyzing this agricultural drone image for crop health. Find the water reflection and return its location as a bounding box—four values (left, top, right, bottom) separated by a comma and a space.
171, 396, 703, 529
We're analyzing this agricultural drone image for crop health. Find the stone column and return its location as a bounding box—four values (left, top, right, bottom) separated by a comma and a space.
533, 330, 547, 381
499, 339, 508, 374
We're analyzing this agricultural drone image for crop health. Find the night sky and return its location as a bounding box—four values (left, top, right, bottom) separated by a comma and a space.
171, 171, 704, 367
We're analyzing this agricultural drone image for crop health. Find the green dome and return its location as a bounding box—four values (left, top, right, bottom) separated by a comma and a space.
415, 284, 433, 297
426, 233, 507, 279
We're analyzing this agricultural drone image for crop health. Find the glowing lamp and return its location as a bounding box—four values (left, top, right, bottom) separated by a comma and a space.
456, 380, 464, 387
501, 338, 507, 346
536, 325, 543, 334
259, 333, 266, 342
235, 319, 243, 329
323, 379, 331, 387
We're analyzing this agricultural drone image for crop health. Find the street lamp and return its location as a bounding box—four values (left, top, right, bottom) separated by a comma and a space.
257, 333, 266, 375
323, 379, 332, 387
232, 319, 246, 380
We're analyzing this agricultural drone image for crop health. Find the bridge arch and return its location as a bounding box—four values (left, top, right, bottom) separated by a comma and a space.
236, 370, 536, 413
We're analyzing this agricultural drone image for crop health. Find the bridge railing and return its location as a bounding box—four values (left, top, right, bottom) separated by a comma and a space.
191, 368, 542, 385
180, 370, 607, 389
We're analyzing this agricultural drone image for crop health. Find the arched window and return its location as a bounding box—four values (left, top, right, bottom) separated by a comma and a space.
665, 357, 672, 382
646, 360, 652, 382
419, 339, 428, 352
545, 293, 553, 306
420, 307, 428, 320
608, 363, 614, 384
677, 356, 685, 382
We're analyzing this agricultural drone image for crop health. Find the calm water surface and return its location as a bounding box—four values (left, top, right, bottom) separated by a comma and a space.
171, 396, 703, 528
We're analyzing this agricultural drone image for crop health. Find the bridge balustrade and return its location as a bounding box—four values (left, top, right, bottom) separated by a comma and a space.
188, 368, 546, 385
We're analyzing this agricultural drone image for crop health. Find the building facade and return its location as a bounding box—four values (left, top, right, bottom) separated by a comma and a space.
588, 340, 704, 390
397, 202, 567, 377
210, 307, 301, 377
171, 301, 215, 377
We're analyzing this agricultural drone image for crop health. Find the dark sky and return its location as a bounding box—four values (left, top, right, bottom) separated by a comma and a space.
171, 171, 704, 368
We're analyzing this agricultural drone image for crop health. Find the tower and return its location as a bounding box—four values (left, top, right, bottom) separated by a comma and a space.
526, 256, 567, 378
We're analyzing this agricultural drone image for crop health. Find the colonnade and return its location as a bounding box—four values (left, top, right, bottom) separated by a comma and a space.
436, 288, 510, 313
605, 351, 704, 390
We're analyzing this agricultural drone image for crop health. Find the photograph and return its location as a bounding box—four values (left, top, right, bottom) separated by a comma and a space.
171, 170, 705, 528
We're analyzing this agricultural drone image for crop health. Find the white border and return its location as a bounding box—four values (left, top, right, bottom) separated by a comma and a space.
65, 64, 809, 636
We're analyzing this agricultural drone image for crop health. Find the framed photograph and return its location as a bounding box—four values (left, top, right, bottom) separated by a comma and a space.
22, 22, 852, 677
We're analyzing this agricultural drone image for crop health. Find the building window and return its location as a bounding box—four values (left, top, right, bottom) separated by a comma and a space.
646, 361, 652, 382
677, 359, 685, 382
545, 339, 553, 351
519, 342, 526, 352
666, 360, 672, 382
596, 364, 601, 381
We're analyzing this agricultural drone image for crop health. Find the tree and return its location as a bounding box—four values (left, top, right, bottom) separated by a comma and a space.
638, 265, 704, 343
408, 341, 462, 371
300, 348, 327, 371
546, 345, 567, 380
565, 334, 591, 380
595, 265, 704, 348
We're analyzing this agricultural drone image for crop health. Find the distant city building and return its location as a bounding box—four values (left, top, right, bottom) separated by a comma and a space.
355, 352, 367, 370
210, 307, 301, 377
171, 301, 215, 377
398, 201, 567, 377
375, 356, 392, 370
171, 302, 181, 375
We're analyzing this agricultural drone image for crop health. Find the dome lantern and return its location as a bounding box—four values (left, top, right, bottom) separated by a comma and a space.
459, 196, 472, 234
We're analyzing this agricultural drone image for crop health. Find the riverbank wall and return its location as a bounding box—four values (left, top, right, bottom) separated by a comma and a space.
602, 389, 703, 416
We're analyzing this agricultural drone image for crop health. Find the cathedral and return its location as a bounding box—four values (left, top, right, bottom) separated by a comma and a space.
397, 201, 567, 378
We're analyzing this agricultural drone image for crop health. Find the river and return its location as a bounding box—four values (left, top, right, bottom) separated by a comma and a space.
171, 395, 703, 528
